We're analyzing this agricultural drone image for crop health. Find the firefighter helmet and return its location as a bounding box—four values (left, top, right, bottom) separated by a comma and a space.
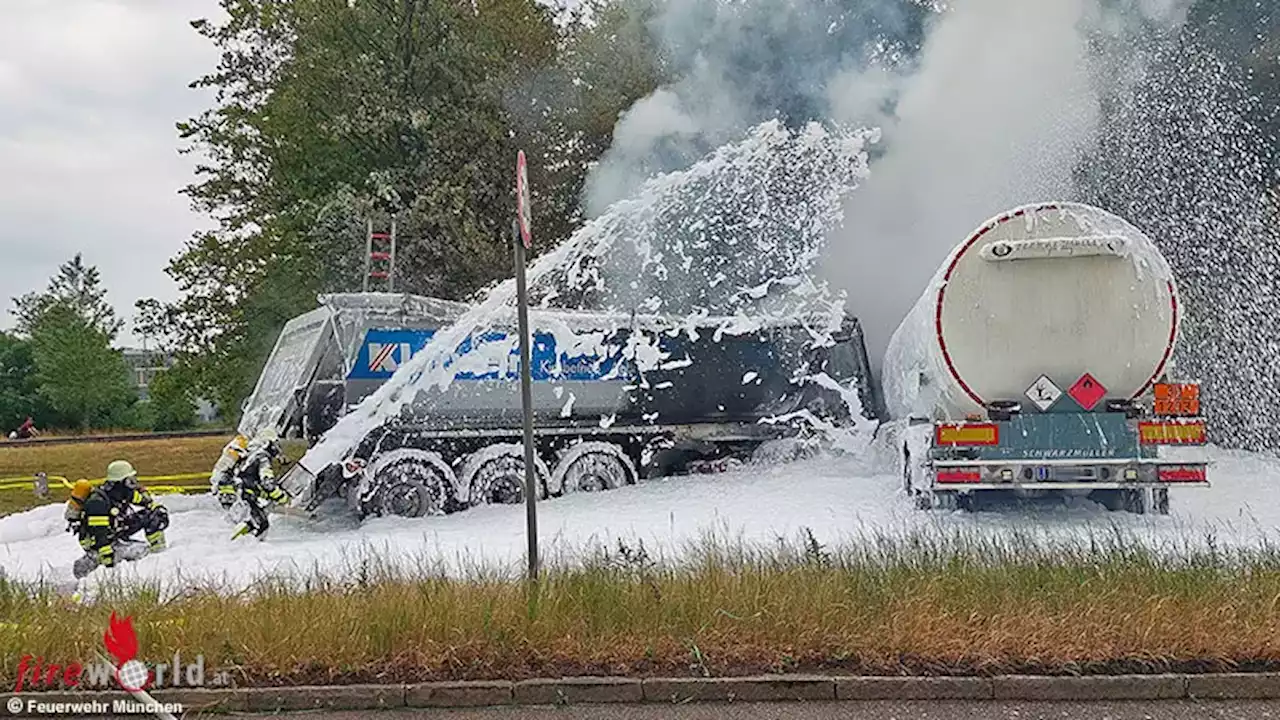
105, 460, 138, 483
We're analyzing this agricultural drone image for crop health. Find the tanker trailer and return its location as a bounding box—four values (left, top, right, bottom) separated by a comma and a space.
885, 201, 1208, 514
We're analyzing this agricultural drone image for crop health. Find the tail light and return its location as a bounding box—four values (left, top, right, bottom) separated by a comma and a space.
1158, 466, 1206, 482
935, 423, 999, 446
1154, 383, 1200, 416
1138, 420, 1206, 445
936, 469, 981, 484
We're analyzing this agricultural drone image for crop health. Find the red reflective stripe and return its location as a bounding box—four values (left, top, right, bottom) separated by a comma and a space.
936, 470, 981, 484
1158, 467, 1206, 482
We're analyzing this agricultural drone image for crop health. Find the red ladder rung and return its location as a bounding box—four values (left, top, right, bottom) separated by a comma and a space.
369, 271, 389, 279
370, 232, 391, 240
369, 251, 391, 260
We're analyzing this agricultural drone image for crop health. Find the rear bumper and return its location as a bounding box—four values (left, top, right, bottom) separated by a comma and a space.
926, 481, 1208, 491
929, 457, 1209, 490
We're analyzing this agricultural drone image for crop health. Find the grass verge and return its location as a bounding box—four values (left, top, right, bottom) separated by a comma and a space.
4, 529, 1280, 689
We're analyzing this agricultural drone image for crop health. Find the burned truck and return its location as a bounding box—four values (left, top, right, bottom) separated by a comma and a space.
237, 292, 470, 443
249, 293, 882, 520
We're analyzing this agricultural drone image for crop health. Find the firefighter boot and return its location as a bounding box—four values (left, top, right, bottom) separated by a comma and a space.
232, 498, 271, 540
72, 552, 98, 580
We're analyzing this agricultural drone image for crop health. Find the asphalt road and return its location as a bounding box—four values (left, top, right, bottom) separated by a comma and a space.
99, 699, 1280, 719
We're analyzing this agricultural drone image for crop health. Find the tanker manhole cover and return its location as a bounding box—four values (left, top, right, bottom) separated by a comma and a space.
1024, 375, 1062, 411
1068, 373, 1106, 411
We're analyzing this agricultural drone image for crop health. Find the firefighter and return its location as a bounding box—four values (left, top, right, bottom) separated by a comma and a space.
73, 461, 170, 579
210, 433, 250, 510
229, 427, 291, 540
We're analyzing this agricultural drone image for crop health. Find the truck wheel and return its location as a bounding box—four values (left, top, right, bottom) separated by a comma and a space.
1121, 488, 1149, 515
460, 444, 551, 507
914, 491, 933, 511
1153, 488, 1170, 515
1091, 490, 1125, 512
551, 441, 638, 496
933, 491, 960, 511
367, 449, 458, 518
751, 438, 817, 466
901, 444, 914, 495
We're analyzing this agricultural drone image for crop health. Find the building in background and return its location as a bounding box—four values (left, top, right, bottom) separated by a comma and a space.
119, 348, 220, 423
120, 348, 168, 401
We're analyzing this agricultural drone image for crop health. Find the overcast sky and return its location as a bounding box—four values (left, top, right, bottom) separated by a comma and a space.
0, 0, 222, 347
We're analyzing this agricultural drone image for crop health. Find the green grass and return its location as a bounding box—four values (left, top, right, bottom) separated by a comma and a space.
0, 436, 230, 482
4, 529, 1280, 689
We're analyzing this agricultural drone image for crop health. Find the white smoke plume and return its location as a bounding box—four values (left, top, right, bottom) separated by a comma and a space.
583, 0, 931, 217
583, 0, 1198, 364
825, 0, 1195, 363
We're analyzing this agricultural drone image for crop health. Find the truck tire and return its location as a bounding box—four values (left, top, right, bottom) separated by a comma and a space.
901, 444, 913, 495
550, 441, 638, 496
924, 490, 959, 511
1091, 489, 1126, 512
367, 449, 458, 518
1153, 488, 1170, 515
460, 443, 551, 507
751, 437, 817, 466
1121, 488, 1149, 515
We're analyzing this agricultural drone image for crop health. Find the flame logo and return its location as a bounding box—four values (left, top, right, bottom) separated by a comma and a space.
103, 612, 152, 691
103, 612, 138, 666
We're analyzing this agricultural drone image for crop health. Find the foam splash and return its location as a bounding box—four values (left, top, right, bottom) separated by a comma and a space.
298, 120, 880, 473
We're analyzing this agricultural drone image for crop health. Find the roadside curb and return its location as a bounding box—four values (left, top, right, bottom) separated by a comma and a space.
9, 674, 1280, 714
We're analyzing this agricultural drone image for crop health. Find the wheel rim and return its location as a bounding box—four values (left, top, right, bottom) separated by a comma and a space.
565, 453, 627, 492
477, 457, 527, 504
375, 459, 446, 517
384, 482, 425, 516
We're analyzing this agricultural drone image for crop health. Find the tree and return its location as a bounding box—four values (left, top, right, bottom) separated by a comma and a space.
143, 366, 198, 431
12, 254, 124, 340
29, 303, 136, 430
0, 332, 55, 432
157, 0, 589, 413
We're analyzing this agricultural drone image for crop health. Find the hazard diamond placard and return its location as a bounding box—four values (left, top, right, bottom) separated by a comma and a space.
1024, 374, 1062, 411
1068, 372, 1107, 411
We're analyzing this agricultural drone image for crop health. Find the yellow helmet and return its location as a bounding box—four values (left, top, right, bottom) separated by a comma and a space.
70, 479, 93, 502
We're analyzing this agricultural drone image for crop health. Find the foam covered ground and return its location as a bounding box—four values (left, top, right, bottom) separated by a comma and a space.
3, 446, 1279, 592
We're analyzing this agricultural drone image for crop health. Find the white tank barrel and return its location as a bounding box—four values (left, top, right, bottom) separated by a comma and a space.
882, 201, 1180, 420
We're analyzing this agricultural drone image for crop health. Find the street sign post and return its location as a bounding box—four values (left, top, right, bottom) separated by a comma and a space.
513, 150, 538, 582
517, 150, 532, 250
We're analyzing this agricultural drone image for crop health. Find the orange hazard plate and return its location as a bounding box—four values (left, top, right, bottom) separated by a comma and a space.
1154, 383, 1200, 416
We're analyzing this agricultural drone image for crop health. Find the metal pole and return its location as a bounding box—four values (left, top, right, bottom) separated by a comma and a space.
513, 219, 539, 581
